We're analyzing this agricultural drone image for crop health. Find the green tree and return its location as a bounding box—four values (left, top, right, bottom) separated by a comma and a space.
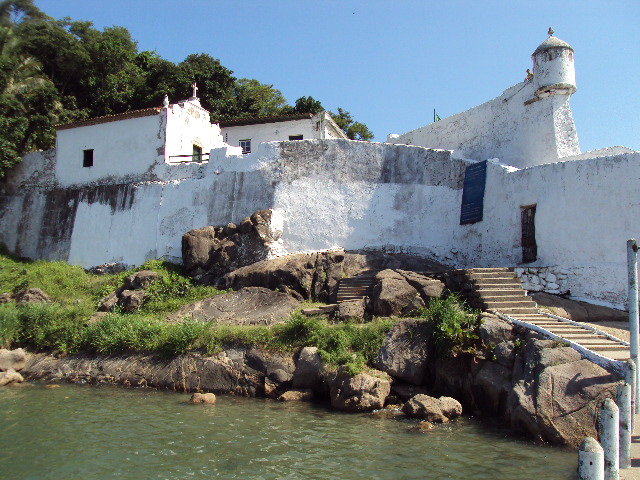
230, 78, 288, 118
285, 95, 323, 114
0, 25, 64, 178
330, 107, 374, 141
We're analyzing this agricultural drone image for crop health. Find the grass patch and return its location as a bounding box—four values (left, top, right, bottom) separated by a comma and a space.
417, 295, 482, 359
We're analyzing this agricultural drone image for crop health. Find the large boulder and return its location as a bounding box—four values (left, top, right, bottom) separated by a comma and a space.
478, 316, 513, 345
535, 359, 618, 445
532, 292, 628, 323
0, 368, 23, 386
0, 348, 26, 372
372, 270, 424, 316
396, 270, 445, 302
292, 347, 325, 391
14, 288, 50, 304
189, 392, 217, 404
124, 270, 159, 290
375, 319, 431, 384
118, 290, 146, 313
402, 394, 462, 423
182, 209, 282, 281
167, 287, 299, 325
336, 299, 366, 321
328, 368, 391, 412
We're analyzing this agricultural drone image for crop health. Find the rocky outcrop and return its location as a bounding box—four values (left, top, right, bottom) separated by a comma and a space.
167, 287, 299, 325
532, 292, 628, 323
0, 348, 26, 386
182, 210, 282, 282
327, 368, 391, 412
372, 270, 425, 316
375, 319, 431, 384
22, 347, 296, 398
13, 288, 51, 304
98, 270, 159, 313
402, 394, 463, 423
278, 389, 314, 402
189, 392, 217, 404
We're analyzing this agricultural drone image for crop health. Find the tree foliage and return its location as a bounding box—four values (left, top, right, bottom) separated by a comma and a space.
0, 0, 374, 178
330, 107, 374, 141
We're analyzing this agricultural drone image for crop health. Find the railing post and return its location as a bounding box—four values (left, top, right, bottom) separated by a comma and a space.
625, 359, 636, 432
599, 398, 620, 480
628, 239, 639, 413
617, 383, 632, 469
578, 437, 605, 480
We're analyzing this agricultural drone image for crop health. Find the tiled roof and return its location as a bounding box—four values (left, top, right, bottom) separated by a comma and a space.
55, 107, 163, 130
218, 113, 313, 128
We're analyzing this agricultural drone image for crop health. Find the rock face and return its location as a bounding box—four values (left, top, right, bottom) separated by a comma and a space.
189, 392, 216, 405
22, 347, 296, 398
14, 288, 51, 304
0, 348, 26, 386
375, 319, 431, 385
98, 270, 160, 313
402, 394, 463, 423
167, 287, 299, 325
532, 292, 628, 323
182, 210, 282, 282
328, 368, 391, 412
372, 270, 425, 316
0, 348, 26, 372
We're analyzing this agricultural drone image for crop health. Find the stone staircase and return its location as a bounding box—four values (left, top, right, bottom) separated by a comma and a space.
336, 270, 378, 303
459, 267, 630, 361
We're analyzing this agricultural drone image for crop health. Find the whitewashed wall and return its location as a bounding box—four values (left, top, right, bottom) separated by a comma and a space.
1, 139, 638, 308
165, 100, 225, 162
221, 112, 346, 153
55, 114, 164, 187
387, 81, 580, 169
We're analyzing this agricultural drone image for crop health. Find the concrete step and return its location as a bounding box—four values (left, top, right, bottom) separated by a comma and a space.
483, 300, 537, 309
471, 278, 522, 286
493, 307, 540, 315
480, 295, 531, 303
587, 344, 629, 352
466, 268, 513, 274
474, 289, 528, 297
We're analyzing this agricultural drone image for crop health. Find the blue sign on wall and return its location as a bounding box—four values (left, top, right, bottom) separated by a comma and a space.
460, 160, 487, 225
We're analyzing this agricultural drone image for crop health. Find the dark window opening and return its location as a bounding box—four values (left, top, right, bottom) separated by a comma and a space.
239, 139, 251, 154
83, 149, 94, 168
521, 205, 537, 263
289, 135, 303, 141
192, 144, 202, 161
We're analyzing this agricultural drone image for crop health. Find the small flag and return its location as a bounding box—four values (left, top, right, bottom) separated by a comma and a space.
434, 109, 441, 122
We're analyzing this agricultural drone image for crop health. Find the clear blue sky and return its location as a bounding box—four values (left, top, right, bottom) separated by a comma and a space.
34, 0, 639, 152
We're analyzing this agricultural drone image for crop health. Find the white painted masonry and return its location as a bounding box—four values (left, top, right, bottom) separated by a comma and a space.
220, 111, 347, 153
1, 34, 638, 309
387, 36, 579, 169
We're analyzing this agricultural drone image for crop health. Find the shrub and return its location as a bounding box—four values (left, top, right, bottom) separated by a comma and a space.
0, 303, 20, 349
17, 303, 85, 354
418, 295, 482, 359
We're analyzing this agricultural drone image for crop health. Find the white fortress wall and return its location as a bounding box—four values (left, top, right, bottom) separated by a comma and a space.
55, 113, 165, 187
387, 80, 579, 169
1, 138, 639, 307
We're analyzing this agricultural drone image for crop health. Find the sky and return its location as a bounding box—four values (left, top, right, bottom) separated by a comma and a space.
33, 0, 640, 152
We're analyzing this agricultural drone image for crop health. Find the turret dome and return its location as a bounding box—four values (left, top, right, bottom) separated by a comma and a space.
533, 36, 573, 56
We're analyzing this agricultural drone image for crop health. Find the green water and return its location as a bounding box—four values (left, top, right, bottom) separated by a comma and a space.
0, 383, 576, 479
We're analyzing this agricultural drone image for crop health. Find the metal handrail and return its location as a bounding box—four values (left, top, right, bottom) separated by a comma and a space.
168, 153, 210, 163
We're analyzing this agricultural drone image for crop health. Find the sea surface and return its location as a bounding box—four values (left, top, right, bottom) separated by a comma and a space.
0, 382, 577, 479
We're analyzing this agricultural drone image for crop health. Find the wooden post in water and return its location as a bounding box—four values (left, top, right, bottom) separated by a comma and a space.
578, 437, 604, 480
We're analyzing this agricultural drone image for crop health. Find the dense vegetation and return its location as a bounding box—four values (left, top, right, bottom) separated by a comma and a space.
0, 249, 481, 374
0, 0, 373, 179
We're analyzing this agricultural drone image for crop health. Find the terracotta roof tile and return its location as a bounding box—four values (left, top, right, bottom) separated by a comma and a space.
218, 113, 313, 128
55, 107, 163, 130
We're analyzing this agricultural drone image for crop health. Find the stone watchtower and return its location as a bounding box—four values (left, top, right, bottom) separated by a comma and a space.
531, 34, 576, 99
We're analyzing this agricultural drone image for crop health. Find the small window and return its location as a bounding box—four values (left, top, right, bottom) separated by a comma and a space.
239, 139, 251, 154
289, 135, 303, 141
192, 144, 202, 162
83, 149, 94, 168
